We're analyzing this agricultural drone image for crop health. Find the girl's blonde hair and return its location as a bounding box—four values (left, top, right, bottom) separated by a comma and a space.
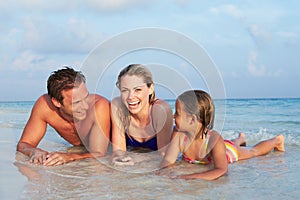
116, 64, 156, 132
177, 90, 215, 139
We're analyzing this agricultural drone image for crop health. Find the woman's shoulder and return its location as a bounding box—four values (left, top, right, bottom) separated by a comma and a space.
152, 99, 172, 111
111, 96, 121, 103
110, 97, 122, 107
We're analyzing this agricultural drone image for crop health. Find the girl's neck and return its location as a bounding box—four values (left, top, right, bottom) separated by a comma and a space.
187, 123, 204, 140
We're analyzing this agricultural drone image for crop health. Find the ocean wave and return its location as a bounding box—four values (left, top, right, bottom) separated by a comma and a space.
0, 122, 14, 128
221, 128, 300, 147
0, 122, 26, 129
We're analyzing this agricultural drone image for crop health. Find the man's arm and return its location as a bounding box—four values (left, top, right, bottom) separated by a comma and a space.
89, 96, 111, 156
42, 96, 111, 166
17, 95, 49, 164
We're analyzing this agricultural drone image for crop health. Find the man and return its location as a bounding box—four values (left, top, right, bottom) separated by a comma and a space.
17, 67, 111, 166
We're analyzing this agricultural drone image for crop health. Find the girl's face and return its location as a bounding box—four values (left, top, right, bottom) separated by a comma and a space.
174, 100, 193, 132
120, 75, 154, 115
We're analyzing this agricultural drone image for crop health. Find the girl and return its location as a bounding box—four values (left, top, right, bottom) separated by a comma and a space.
160, 90, 285, 180
111, 64, 174, 165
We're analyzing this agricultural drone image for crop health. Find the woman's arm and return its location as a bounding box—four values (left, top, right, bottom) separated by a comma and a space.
152, 99, 174, 155
159, 131, 183, 169
111, 97, 127, 156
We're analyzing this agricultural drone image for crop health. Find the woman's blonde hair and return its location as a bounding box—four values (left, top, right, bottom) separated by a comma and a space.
177, 90, 215, 139
116, 64, 156, 132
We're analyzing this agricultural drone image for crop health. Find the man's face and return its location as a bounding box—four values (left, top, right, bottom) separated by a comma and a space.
60, 82, 90, 121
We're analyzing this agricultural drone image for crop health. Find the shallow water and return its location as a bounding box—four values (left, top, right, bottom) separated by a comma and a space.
1, 99, 300, 199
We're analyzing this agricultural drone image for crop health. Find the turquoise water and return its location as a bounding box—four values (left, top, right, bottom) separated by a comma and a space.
1, 99, 300, 199
166, 98, 300, 145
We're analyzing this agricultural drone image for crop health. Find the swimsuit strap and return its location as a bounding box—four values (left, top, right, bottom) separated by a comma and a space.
204, 130, 213, 150
150, 99, 160, 133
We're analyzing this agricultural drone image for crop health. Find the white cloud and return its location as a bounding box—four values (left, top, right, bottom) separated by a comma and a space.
247, 51, 284, 78
0, 0, 76, 12
10, 50, 82, 72
210, 4, 244, 20
12, 50, 53, 71
248, 51, 266, 77
0, 0, 152, 13
21, 16, 105, 54
85, 0, 152, 11
277, 31, 299, 46
247, 24, 271, 45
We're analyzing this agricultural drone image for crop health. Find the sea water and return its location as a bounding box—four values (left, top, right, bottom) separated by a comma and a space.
0, 99, 300, 199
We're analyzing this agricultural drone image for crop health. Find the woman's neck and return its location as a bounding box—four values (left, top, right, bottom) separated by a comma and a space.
130, 104, 151, 127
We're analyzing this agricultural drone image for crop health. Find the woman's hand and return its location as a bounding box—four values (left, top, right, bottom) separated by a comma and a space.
112, 155, 134, 166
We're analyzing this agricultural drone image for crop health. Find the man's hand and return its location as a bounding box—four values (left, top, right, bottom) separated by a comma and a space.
29, 148, 49, 165
42, 152, 74, 166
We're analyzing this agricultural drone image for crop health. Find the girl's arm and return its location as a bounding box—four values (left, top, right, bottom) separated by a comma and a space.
177, 132, 228, 180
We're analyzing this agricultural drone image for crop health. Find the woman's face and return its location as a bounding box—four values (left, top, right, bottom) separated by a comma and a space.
119, 75, 154, 115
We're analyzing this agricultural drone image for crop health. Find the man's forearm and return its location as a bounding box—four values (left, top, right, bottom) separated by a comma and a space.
17, 141, 39, 157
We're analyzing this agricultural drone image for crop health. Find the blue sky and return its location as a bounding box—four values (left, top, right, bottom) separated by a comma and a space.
0, 0, 299, 101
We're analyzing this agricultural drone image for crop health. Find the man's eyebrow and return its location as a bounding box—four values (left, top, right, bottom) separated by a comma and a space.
73, 93, 89, 104
134, 84, 146, 89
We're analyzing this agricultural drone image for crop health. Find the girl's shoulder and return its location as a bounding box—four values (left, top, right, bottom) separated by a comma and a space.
208, 130, 221, 138
207, 130, 225, 150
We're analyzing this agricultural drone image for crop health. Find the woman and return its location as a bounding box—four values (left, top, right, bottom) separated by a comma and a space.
111, 64, 174, 165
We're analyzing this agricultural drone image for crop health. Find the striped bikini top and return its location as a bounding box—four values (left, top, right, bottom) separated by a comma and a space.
182, 131, 213, 165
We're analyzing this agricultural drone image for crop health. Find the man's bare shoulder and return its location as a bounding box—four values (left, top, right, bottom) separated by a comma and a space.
93, 94, 110, 106
29, 94, 59, 123
92, 94, 111, 115
33, 94, 56, 111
